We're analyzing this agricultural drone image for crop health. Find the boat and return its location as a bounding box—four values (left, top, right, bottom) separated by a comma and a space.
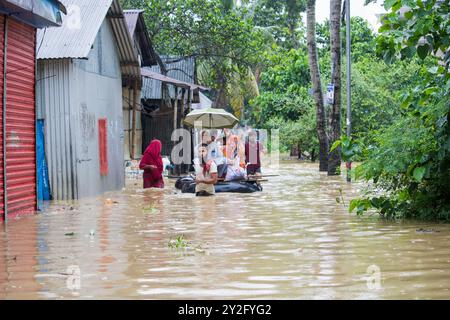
175, 176, 263, 194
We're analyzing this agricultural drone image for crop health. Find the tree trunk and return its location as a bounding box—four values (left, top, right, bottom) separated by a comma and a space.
152, 49, 173, 109
288, 22, 300, 50
311, 148, 316, 162
214, 71, 229, 109
328, 0, 342, 176
306, 0, 328, 172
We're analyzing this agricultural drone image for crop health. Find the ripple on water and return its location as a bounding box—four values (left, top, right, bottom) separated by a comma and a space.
1, 161, 450, 299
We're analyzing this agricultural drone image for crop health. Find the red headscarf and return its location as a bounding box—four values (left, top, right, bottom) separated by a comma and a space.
140, 139, 163, 180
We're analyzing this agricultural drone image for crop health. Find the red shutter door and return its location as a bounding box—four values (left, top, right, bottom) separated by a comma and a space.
0, 15, 5, 219
5, 19, 36, 215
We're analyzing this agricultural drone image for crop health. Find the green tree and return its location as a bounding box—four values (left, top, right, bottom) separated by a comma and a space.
328, 0, 343, 176
120, 0, 265, 114
247, 48, 317, 156
306, 0, 328, 170
351, 0, 450, 220
250, 0, 307, 50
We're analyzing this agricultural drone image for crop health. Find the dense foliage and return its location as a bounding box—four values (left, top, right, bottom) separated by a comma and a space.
246, 48, 317, 154
350, 0, 450, 220
120, 0, 266, 116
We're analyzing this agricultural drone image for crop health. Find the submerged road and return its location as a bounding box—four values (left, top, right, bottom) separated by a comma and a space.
1, 161, 450, 299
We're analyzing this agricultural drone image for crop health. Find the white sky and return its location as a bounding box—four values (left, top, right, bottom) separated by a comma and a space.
314, 0, 387, 31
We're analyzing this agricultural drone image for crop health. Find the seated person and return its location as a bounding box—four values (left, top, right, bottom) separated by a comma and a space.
224, 135, 246, 181
216, 162, 228, 179
194, 130, 211, 159
195, 145, 218, 196
194, 130, 223, 163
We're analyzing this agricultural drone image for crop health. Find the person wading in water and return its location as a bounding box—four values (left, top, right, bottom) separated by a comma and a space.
195, 145, 218, 196
245, 130, 264, 176
139, 139, 164, 189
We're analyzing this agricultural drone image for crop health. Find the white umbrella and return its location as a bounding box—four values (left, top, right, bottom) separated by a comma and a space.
183, 107, 239, 129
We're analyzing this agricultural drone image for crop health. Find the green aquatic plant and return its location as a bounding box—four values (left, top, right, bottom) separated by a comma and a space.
142, 204, 159, 215
335, 187, 347, 208
168, 235, 189, 250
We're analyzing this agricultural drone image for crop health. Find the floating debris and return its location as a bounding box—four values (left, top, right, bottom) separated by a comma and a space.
142, 205, 159, 215
416, 228, 440, 234
168, 235, 188, 249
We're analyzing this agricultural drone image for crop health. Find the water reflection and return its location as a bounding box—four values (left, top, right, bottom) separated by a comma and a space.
0, 215, 40, 299
1, 161, 450, 299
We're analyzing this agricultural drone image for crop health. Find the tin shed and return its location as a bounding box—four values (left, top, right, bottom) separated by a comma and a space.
36, 0, 139, 200
123, 9, 156, 161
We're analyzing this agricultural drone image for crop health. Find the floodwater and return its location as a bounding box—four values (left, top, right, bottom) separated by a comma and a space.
1, 161, 450, 300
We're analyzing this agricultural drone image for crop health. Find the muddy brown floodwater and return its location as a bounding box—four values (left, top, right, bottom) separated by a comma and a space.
1, 161, 450, 299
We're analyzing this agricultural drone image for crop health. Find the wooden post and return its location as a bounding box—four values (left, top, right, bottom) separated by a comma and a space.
179, 89, 187, 174
128, 86, 132, 159
187, 88, 192, 112
173, 87, 180, 176
187, 88, 194, 168
131, 79, 138, 159
180, 88, 186, 129
173, 87, 179, 136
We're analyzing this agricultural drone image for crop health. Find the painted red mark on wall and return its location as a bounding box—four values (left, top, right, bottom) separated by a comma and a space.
98, 119, 108, 176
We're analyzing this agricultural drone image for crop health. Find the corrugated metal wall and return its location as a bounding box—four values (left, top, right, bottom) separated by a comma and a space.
72, 19, 124, 199
141, 56, 195, 100
37, 19, 124, 200
4, 18, 37, 215
36, 59, 78, 201
0, 15, 4, 219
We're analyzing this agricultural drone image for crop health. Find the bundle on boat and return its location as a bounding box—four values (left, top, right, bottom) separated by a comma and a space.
175, 176, 263, 194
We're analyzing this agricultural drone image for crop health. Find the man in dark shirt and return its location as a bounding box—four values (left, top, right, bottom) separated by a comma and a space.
245, 130, 264, 176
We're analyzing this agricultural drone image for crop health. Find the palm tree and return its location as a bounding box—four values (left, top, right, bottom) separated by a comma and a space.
328, 0, 342, 175
200, 0, 259, 119
306, 0, 328, 171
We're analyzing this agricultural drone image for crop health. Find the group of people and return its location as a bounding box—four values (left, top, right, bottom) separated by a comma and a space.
138, 128, 264, 197
193, 128, 264, 197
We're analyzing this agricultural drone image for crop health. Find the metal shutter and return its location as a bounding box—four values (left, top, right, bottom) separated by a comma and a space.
5, 18, 37, 216
0, 15, 4, 219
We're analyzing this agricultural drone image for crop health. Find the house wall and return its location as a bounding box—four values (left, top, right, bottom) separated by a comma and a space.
36, 19, 124, 200
36, 58, 78, 201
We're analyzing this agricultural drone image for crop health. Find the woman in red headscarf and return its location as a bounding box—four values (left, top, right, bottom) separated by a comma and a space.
139, 139, 164, 189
